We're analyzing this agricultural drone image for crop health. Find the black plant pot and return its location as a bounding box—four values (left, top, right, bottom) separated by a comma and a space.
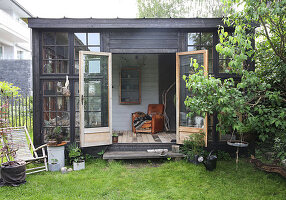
203, 156, 217, 171
188, 155, 200, 165
0, 161, 26, 187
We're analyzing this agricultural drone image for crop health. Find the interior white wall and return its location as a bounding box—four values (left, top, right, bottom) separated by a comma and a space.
112, 54, 159, 131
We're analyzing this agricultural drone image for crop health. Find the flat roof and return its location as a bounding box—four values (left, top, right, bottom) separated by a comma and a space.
28, 18, 227, 29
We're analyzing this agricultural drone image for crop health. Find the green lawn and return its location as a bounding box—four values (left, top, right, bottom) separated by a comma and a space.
0, 159, 285, 200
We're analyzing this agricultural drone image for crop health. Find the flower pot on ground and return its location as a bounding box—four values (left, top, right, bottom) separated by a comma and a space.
0, 125, 26, 186
48, 159, 60, 172
47, 126, 68, 169
68, 143, 85, 171
73, 159, 85, 171
112, 133, 118, 144
0, 161, 26, 186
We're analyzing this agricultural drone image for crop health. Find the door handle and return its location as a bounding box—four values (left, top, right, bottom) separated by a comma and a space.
81, 95, 84, 105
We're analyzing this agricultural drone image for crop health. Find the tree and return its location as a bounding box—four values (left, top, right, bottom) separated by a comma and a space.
137, 0, 188, 18
184, 0, 286, 161
137, 0, 224, 18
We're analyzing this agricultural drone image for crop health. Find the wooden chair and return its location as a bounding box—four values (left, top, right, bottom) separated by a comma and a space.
132, 104, 164, 134
0, 126, 48, 174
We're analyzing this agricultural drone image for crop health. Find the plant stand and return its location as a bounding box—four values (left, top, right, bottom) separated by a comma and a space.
227, 140, 248, 170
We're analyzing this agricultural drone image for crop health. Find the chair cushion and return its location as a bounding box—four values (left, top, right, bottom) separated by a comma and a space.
147, 104, 164, 115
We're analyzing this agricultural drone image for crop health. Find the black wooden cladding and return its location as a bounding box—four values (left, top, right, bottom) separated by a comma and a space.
109, 30, 179, 53
28, 18, 226, 29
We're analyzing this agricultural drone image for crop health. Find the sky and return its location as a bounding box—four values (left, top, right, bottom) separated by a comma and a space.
17, 0, 138, 18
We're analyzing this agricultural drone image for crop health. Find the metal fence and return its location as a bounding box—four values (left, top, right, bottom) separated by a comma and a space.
0, 94, 33, 131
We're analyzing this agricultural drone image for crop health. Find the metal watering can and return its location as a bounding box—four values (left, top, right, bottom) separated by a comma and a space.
198, 150, 217, 171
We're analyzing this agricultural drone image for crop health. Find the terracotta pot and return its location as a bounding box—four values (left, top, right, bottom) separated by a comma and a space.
47, 141, 67, 147
112, 136, 118, 143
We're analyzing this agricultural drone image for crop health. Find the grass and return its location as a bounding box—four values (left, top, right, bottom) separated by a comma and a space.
0, 159, 285, 200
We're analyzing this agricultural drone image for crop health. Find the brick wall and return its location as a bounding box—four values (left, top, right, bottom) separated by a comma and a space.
0, 60, 32, 94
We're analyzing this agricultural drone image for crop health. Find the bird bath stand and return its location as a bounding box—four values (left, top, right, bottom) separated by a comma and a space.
227, 140, 248, 170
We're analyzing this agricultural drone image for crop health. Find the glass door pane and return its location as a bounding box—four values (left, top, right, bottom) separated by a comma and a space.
176, 50, 208, 146
83, 54, 108, 128
179, 53, 205, 128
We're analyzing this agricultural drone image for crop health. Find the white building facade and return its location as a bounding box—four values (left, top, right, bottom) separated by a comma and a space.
0, 0, 32, 60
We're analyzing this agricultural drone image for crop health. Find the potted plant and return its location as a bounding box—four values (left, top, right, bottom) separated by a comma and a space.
112, 133, 119, 143
0, 128, 26, 186
46, 126, 68, 170
68, 143, 85, 171
0, 83, 26, 186
181, 132, 205, 165
48, 159, 60, 172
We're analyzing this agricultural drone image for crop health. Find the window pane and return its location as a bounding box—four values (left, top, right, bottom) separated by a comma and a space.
188, 33, 200, 46
56, 46, 69, 59
56, 60, 69, 73
219, 59, 229, 73
84, 112, 101, 128
208, 59, 213, 74
179, 53, 205, 127
75, 128, 80, 141
43, 97, 56, 111
43, 80, 66, 95
88, 46, 100, 52
74, 33, 87, 45
188, 46, 196, 51
43, 60, 56, 74
88, 33, 100, 45
74, 60, 79, 74
43, 32, 55, 45
75, 97, 80, 111
84, 80, 101, 96
74, 81, 79, 96
43, 81, 56, 95
56, 33, 68, 45
43, 60, 68, 74
57, 112, 70, 126
201, 33, 213, 46
84, 97, 101, 111
75, 112, 80, 127
83, 54, 109, 128
43, 46, 56, 59
57, 96, 70, 111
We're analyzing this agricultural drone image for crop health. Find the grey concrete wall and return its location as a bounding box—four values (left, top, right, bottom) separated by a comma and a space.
112, 54, 159, 131
0, 59, 32, 94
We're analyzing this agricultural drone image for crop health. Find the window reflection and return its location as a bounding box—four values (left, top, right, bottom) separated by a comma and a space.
187, 32, 213, 74
87, 33, 100, 45
42, 32, 69, 74
74, 33, 101, 74
74, 33, 86, 45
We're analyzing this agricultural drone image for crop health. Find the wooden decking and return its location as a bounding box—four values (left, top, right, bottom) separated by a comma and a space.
116, 132, 176, 143
103, 151, 184, 160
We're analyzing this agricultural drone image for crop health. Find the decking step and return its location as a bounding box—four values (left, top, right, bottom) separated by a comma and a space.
103, 151, 185, 160
107, 143, 175, 152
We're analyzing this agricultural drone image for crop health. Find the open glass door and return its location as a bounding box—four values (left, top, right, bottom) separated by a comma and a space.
79, 51, 112, 147
176, 50, 208, 146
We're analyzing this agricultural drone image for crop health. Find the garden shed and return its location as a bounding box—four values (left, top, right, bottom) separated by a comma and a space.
28, 18, 237, 153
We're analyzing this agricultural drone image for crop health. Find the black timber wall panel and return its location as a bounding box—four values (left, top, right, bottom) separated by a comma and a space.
109, 29, 179, 53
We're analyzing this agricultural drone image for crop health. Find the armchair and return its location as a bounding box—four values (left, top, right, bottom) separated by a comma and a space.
132, 104, 164, 134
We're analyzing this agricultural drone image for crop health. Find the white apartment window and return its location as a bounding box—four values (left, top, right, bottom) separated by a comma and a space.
17, 50, 24, 59
0, 46, 3, 59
